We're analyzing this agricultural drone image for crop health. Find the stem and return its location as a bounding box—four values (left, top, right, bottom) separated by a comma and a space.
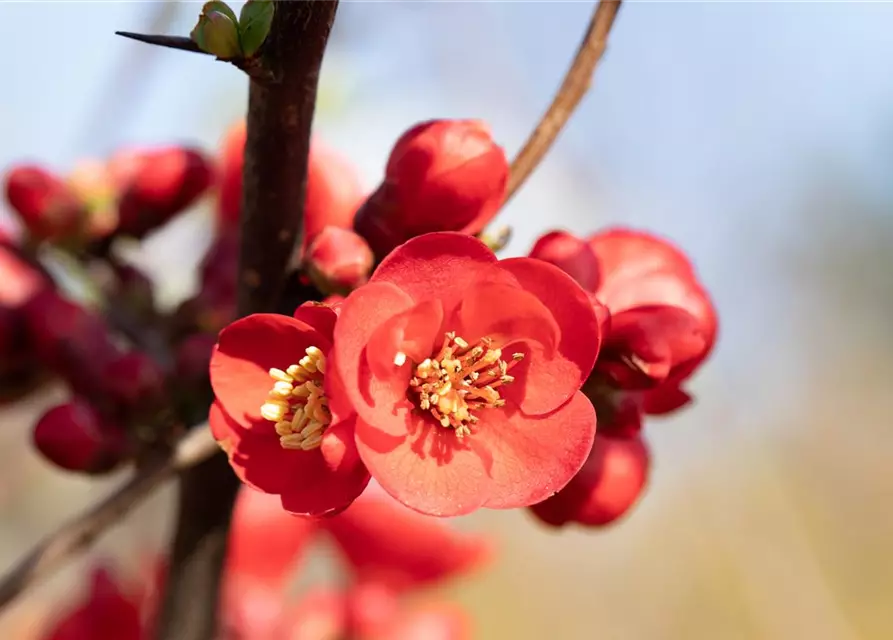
155, 3, 339, 639
505, 0, 623, 204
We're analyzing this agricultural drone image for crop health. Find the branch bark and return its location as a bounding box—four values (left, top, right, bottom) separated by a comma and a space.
0, 425, 216, 611
505, 0, 623, 204
155, 3, 340, 639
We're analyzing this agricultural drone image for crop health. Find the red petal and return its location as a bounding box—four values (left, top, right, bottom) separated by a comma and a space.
529, 230, 601, 291
334, 281, 417, 432
370, 232, 497, 310
497, 257, 601, 414
366, 298, 444, 379
355, 392, 596, 516
292, 301, 338, 340
454, 282, 558, 353
210, 314, 330, 427
642, 384, 693, 415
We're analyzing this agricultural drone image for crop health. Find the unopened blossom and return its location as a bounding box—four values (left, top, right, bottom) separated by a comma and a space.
33, 398, 128, 474
4, 165, 85, 241
305, 226, 374, 295
322, 479, 493, 590
210, 301, 370, 516
353, 119, 508, 257
334, 232, 601, 516
530, 433, 650, 527
108, 146, 215, 238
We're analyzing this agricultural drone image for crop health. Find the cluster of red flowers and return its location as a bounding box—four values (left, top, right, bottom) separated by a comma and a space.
207, 116, 717, 526
38, 485, 488, 639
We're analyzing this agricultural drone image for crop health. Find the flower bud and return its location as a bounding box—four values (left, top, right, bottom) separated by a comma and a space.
101, 351, 166, 421
529, 434, 650, 528
529, 230, 601, 291
33, 399, 127, 474
354, 119, 508, 257
23, 290, 122, 402
109, 146, 215, 238
4, 165, 85, 241
305, 226, 373, 295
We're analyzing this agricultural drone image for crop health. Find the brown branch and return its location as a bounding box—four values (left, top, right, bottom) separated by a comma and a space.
505, 0, 623, 204
0, 425, 217, 611
155, 3, 340, 639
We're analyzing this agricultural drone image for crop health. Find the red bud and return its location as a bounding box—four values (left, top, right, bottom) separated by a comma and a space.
101, 351, 166, 420
529, 434, 650, 528
305, 226, 373, 294
110, 146, 215, 238
33, 399, 127, 474
4, 165, 85, 241
303, 140, 366, 250
354, 119, 508, 257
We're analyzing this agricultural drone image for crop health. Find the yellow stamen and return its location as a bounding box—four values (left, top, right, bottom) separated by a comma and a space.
259, 346, 331, 450
405, 332, 523, 439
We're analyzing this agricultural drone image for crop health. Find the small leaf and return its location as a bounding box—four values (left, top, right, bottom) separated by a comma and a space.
238, 0, 274, 58
190, 2, 242, 60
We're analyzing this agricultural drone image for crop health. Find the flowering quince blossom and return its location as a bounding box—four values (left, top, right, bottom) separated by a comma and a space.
333, 232, 601, 516
322, 479, 493, 590
38, 566, 145, 640
530, 227, 717, 420
209, 301, 370, 516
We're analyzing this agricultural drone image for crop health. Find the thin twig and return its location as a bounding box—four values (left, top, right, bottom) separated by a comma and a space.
0, 425, 217, 612
505, 0, 623, 204
155, 3, 340, 639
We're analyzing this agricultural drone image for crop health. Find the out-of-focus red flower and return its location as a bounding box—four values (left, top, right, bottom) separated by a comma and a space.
32, 398, 127, 474
353, 119, 508, 258
305, 226, 374, 295
215, 121, 365, 250
38, 566, 144, 640
266, 582, 471, 640
529, 433, 650, 528
210, 301, 370, 516
217, 120, 246, 230
226, 487, 318, 587
303, 139, 366, 251
334, 232, 600, 516
530, 228, 717, 409
108, 146, 214, 238
322, 479, 492, 590
4, 165, 85, 241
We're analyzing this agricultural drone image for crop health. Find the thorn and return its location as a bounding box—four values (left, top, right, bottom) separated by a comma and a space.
115, 31, 209, 56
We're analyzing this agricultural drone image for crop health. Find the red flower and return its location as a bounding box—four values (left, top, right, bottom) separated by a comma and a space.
215, 121, 365, 250
353, 120, 508, 257
334, 232, 600, 516
39, 566, 144, 640
269, 582, 471, 640
210, 301, 370, 516
530, 228, 717, 413
322, 479, 492, 590
530, 433, 650, 528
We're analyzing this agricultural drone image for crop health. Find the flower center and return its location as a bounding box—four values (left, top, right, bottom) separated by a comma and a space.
401, 332, 523, 438
259, 346, 330, 451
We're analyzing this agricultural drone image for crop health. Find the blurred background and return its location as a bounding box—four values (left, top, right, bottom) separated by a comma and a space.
1, 2, 892, 638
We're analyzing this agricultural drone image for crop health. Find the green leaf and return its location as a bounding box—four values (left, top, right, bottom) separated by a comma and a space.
238, 0, 274, 58
190, 2, 242, 59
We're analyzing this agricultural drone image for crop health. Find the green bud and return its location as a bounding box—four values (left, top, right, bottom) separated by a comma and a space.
238, 0, 274, 58
190, 1, 242, 60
